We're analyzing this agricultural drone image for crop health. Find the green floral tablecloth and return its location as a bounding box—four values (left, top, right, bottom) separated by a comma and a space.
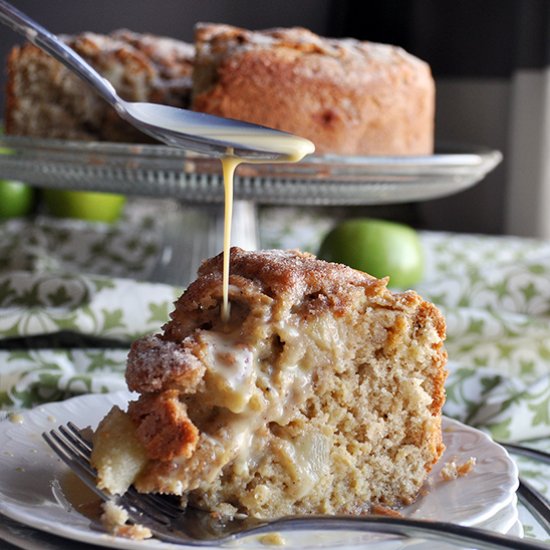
0, 200, 549, 542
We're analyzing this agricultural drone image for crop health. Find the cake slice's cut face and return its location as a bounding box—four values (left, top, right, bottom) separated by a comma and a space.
5, 30, 194, 142
91, 248, 447, 518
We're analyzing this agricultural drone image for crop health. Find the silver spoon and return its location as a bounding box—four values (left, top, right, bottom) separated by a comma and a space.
0, 0, 314, 161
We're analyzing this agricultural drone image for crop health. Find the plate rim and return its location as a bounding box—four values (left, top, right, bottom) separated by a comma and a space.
0, 391, 519, 549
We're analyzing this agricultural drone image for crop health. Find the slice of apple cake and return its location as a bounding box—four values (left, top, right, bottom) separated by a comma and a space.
91, 248, 447, 518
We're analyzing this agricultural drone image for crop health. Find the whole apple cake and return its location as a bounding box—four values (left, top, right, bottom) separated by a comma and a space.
192, 23, 435, 155
6, 24, 434, 155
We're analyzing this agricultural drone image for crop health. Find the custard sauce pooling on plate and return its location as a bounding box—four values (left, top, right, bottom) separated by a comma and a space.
219, 132, 314, 321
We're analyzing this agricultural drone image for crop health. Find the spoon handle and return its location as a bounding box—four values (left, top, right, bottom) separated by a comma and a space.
0, 0, 121, 109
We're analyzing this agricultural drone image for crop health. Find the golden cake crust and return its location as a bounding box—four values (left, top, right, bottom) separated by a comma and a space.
127, 389, 198, 461
125, 335, 205, 394
164, 248, 390, 341
192, 24, 435, 155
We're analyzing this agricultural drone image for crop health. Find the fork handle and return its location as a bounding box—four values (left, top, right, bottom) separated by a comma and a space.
0, 0, 121, 109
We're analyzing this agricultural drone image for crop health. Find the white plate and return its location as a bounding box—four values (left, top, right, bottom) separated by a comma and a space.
475, 496, 519, 535
0, 392, 519, 550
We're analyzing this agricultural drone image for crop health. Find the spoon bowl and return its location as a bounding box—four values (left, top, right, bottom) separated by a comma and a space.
121, 102, 315, 160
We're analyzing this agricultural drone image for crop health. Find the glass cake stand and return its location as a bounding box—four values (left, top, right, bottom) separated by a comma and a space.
0, 136, 501, 285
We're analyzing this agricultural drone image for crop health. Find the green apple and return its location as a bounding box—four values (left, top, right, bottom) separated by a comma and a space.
0, 180, 35, 218
318, 218, 424, 288
43, 189, 126, 223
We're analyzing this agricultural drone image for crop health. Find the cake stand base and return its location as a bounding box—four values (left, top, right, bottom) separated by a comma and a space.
150, 200, 259, 287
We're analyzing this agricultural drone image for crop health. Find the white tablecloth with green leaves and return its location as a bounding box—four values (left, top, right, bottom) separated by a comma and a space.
0, 200, 549, 542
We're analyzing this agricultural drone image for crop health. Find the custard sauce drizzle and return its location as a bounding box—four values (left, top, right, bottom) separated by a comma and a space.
220, 153, 241, 322
218, 136, 315, 322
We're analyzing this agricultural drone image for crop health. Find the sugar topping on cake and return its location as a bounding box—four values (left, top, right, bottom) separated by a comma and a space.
192, 23, 434, 155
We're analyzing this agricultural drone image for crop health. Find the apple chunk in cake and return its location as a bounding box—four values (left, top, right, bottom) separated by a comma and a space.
91, 248, 447, 518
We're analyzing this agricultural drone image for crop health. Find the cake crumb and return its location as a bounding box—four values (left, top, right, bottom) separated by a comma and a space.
80, 426, 94, 442
8, 413, 24, 425
211, 502, 238, 520
440, 457, 476, 481
370, 504, 403, 517
112, 523, 153, 541
100, 500, 152, 540
259, 532, 286, 546
101, 500, 128, 528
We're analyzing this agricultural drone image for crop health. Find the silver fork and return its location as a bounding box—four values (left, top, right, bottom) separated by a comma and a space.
42, 423, 549, 549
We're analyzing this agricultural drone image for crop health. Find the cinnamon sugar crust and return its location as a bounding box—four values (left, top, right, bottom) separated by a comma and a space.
111, 29, 194, 81
126, 335, 205, 394
192, 24, 435, 155
127, 390, 198, 461
164, 248, 390, 342
92, 248, 447, 517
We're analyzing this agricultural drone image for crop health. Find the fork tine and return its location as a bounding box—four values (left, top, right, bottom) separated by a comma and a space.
45, 429, 98, 482
44, 425, 179, 526
44, 431, 187, 542
67, 421, 92, 452
42, 430, 109, 503
119, 489, 174, 525
42, 427, 215, 544
65, 422, 183, 519
59, 424, 92, 458
45, 429, 172, 529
